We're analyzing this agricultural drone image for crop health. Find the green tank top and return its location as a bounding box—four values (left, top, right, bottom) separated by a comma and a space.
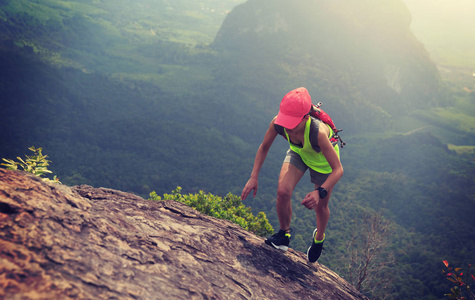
284, 118, 340, 174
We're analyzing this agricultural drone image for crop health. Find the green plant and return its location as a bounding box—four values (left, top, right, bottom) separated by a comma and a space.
442, 260, 475, 300
149, 187, 273, 237
1, 146, 61, 183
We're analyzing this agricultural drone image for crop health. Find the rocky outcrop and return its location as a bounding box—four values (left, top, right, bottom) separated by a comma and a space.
212, 0, 439, 126
0, 169, 368, 300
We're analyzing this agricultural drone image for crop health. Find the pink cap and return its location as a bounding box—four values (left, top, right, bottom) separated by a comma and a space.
275, 87, 312, 129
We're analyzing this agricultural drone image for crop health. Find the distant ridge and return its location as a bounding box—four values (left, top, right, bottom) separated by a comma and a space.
212, 0, 440, 129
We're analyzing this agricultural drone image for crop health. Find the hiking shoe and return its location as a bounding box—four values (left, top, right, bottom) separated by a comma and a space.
307, 229, 325, 263
265, 229, 292, 251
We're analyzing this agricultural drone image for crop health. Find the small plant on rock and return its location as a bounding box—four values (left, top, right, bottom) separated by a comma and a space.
1, 146, 60, 183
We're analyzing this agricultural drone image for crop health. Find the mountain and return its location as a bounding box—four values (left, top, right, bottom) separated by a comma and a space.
0, 169, 368, 300
0, 0, 263, 197
0, 0, 449, 194
211, 0, 440, 131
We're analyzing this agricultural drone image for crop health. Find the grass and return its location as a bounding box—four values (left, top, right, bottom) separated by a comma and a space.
393, 95, 475, 146
430, 106, 475, 133
7, 0, 107, 21
448, 144, 475, 155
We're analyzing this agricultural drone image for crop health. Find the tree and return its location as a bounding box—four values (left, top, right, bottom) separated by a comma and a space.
344, 211, 396, 299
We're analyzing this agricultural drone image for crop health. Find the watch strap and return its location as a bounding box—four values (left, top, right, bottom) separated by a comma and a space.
316, 187, 327, 199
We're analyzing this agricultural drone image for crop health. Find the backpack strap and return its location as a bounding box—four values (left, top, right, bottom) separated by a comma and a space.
309, 117, 321, 152
274, 123, 285, 137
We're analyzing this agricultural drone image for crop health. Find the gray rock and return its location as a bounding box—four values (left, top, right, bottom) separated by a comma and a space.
0, 169, 367, 300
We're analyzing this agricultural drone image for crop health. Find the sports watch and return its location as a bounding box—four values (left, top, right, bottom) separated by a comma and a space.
316, 187, 328, 199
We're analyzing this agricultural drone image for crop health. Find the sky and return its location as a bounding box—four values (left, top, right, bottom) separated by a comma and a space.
402, 0, 475, 68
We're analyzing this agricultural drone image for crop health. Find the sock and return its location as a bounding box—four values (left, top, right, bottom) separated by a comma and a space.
314, 232, 325, 244
282, 229, 291, 238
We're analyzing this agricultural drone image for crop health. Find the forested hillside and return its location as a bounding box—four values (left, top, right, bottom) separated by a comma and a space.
1, 0, 474, 299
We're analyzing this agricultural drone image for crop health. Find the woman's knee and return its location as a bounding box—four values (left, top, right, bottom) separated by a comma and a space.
276, 185, 292, 201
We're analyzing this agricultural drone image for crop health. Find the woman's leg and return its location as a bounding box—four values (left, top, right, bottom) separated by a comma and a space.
276, 162, 304, 231
314, 187, 332, 241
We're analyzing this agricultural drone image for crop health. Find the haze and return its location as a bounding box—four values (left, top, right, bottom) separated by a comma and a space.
403, 0, 475, 67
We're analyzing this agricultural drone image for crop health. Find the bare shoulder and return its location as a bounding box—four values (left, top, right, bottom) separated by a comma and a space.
318, 121, 330, 136
269, 116, 278, 129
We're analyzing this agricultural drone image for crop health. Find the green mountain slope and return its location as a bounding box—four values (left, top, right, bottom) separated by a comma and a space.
0, 0, 257, 196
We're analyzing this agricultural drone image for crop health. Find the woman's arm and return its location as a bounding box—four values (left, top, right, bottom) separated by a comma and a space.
241, 117, 279, 200
301, 125, 344, 209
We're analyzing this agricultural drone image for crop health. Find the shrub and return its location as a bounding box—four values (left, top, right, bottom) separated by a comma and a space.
1, 146, 60, 183
149, 187, 273, 237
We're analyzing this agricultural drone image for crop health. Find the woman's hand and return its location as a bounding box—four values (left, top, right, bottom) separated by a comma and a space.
241, 177, 258, 200
301, 190, 320, 210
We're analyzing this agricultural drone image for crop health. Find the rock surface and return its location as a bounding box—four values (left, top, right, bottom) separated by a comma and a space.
0, 169, 368, 300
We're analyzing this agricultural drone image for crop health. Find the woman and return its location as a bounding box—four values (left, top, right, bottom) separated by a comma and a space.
241, 87, 344, 262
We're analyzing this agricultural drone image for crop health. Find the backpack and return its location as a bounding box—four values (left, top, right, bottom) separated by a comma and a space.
310, 102, 346, 148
